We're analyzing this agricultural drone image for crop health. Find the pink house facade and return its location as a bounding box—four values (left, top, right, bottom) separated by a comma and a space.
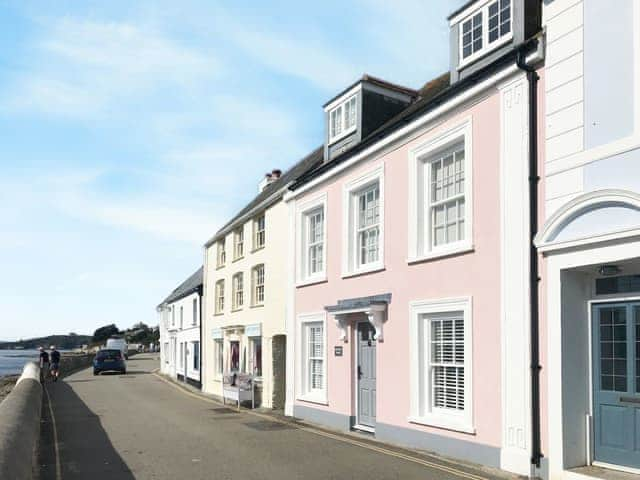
284, 2, 546, 476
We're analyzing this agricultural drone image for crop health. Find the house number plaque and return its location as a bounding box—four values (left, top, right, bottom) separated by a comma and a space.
334, 346, 343, 357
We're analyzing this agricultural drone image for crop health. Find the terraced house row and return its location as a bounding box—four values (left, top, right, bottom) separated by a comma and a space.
157, 1, 640, 478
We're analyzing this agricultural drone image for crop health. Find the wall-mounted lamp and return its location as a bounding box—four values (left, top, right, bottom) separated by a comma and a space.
598, 264, 622, 276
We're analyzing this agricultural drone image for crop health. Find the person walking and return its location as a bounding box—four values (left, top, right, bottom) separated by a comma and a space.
39, 347, 50, 383
50, 346, 61, 382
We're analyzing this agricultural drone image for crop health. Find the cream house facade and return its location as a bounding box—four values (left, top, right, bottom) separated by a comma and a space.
202, 157, 321, 408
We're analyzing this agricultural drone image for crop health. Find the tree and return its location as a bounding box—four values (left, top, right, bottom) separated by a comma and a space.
92, 324, 120, 343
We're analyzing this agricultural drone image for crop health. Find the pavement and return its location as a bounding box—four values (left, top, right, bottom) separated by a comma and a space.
36, 353, 516, 480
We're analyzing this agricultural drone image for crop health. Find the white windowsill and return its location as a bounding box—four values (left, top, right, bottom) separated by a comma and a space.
296, 275, 328, 288
342, 263, 385, 279
408, 415, 475, 435
408, 243, 474, 264
297, 394, 328, 406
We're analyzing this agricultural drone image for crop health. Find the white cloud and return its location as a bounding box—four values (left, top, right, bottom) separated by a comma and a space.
4, 17, 219, 119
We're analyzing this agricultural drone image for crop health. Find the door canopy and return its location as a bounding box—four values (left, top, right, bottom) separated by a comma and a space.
535, 189, 640, 252
325, 294, 391, 342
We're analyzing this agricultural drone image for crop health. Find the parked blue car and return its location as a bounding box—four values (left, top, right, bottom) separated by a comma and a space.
93, 349, 127, 375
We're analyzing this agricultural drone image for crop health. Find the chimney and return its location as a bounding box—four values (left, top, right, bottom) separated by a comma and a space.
258, 173, 273, 193
258, 169, 282, 192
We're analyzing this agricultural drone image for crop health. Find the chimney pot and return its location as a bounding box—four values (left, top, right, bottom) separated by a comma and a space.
271, 169, 282, 179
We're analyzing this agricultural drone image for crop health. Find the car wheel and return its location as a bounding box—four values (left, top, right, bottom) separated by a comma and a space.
121, 370, 126, 375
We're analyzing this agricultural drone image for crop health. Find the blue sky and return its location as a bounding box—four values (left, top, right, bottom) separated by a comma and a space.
0, 0, 461, 340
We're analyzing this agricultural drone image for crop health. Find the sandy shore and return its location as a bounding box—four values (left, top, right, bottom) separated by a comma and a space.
0, 375, 19, 404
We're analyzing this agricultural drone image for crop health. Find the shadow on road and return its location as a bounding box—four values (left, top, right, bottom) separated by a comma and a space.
37, 381, 135, 480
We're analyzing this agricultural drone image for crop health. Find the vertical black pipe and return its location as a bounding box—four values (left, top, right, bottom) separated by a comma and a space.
516, 49, 542, 470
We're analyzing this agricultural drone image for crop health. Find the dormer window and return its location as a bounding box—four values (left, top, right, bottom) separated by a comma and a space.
459, 0, 511, 65
329, 95, 357, 144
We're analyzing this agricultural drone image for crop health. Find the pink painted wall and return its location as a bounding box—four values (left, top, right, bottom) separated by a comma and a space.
295, 89, 505, 448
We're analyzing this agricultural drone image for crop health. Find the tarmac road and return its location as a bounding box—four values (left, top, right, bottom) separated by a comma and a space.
36, 353, 513, 480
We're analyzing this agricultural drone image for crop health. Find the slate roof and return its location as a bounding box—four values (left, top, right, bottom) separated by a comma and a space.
158, 266, 203, 307
323, 74, 418, 108
203, 146, 324, 247
291, 37, 540, 190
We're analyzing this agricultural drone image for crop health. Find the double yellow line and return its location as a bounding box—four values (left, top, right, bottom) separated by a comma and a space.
152, 371, 491, 480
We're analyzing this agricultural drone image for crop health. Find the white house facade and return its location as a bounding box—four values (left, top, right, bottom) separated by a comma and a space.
157, 267, 203, 389
539, 1, 640, 478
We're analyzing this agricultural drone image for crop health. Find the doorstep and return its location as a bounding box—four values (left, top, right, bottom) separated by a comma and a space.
568, 466, 640, 480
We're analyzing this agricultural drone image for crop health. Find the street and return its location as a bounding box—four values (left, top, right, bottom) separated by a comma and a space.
37, 354, 511, 480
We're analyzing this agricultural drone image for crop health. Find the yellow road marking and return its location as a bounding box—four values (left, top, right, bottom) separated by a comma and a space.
152, 372, 490, 480
43, 385, 62, 480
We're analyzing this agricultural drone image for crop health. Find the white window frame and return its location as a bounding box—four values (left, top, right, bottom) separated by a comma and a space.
215, 279, 225, 314
253, 214, 265, 250
408, 119, 473, 263
192, 341, 200, 371
214, 338, 224, 379
179, 306, 184, 329
296, 193, 328, 286
232, 273, 244, 310
192, 298, 198, 326
252, 264, 265, 306
328, 94, 358, 144
296, 312, 327, 404
342, 165, 385, 277
248, 336, 263, 377
217, 240, 226, 268
233, 228, 244, 260
457, 0, 513, 69
409, 296, 474, 434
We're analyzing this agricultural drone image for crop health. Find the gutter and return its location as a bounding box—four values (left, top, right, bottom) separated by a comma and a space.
516, 49, 543, 472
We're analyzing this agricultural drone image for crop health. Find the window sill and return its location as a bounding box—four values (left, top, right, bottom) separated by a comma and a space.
231, 307, 243, 313
232, 256, 244, 263
408, 244, 474, 264
251, 246, 265, 253
297, 394, 328, 406
296, 275, 328, 288
342, 263, 385, 279
250, 303, 264, 309
408, 415, 475, 435
214, 312, 224, 316
216, 265, 225, 270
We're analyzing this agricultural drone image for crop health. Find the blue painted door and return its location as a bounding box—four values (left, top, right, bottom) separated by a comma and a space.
593, 303, 640, 469
357, 322, 377, 428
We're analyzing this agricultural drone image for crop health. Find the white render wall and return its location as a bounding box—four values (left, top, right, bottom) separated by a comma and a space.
543, 0, 640, 217
543, 0, 586, 215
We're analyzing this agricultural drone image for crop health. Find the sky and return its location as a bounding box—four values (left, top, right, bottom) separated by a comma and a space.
0, 0, 461, 341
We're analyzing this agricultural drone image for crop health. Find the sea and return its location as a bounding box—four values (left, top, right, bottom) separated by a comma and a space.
0, 350, 40, 376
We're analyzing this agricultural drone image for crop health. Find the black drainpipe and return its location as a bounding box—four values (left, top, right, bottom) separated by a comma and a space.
516, 49, 542, 471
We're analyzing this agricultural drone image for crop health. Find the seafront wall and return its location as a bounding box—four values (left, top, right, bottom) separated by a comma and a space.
0, 362, 42, 480
58, 352, 96, 378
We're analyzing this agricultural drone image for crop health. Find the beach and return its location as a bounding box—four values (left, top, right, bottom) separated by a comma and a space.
0, 375, 18, 404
